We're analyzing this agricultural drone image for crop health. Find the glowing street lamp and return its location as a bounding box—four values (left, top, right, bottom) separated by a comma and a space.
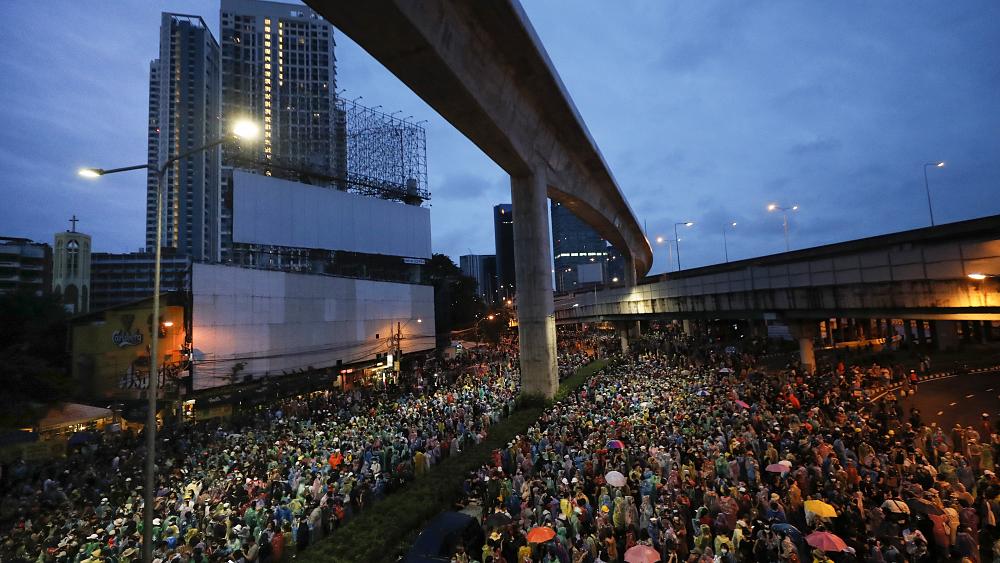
673, 221, 694, 270
78, 118, 258, 563
723, 221, 737, 263
923, 161, 945, 226
767, 204, 799, 252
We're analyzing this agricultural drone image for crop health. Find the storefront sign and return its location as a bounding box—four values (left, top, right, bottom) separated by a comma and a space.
112, 315, 143, 347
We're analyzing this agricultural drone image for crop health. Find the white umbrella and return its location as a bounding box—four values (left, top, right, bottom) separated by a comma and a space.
605, 471, 627, 487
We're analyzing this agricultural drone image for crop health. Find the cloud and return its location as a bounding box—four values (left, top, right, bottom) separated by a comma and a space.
788, 136, 842, 156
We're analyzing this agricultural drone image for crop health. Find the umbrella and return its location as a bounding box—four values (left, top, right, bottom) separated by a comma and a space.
771, 523, 802, 542
719, 367, 733, 373
765, 463, 789, 473
680, 369, 691, 376
605, 471, 627, 487
607, 440, 625, 449
624, 544, 661, 563
526, 526, 556, 543
484, 512, 513, 529
695, 390, 709, 397
805, 531, 848, 552
778, 459, 793, 468
734, 400, 750, 409
804, 500, 838, 519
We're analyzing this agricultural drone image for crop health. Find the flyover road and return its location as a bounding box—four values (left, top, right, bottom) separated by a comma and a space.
901, 371, 1000, 431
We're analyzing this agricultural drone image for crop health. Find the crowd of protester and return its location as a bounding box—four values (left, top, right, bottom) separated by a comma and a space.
0, 337, 554, 563
3, 324, 998, 563
465, 334, 1000, 563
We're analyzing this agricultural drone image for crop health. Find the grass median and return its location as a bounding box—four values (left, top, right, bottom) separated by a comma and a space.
299, 359, 608, 563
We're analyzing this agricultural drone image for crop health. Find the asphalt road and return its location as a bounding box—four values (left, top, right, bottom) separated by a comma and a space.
900, 371, 1000, 430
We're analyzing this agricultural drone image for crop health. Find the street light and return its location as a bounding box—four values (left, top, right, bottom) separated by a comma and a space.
923, 161, 945, 226
968, 273, 993, 281
722, 221, 737, 263
79, 118, 258, 563
767, 204, 799, 252
673, 221, 694, 270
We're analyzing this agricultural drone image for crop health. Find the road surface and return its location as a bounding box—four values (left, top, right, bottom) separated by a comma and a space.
901, 371, 1000, 430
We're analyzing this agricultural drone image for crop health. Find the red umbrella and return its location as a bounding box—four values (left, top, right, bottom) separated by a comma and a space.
806, 531, 848, 552
766, 463, 789, 473
624, 544, 661, 563
526, 526, 556, 544
735, 400, 750, 409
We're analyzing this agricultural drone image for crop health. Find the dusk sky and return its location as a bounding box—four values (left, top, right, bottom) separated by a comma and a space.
2, 1, 998, 275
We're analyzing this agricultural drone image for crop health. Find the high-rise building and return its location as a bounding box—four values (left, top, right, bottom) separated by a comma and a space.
460, 254, 497, 304
90, 250, 192, 311
52, 218, 92, 314
551, 201, 608, 292
493, 204, 515, 301
0, 237, 51, 297
146, 14, 222, 262
219, 0, 343, 181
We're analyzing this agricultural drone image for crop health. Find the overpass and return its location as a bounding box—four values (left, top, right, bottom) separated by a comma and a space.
309, 0, 653, 396
556, 215, 1000, 371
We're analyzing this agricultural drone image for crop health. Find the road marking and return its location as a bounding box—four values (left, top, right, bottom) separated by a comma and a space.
937, 411, 944, 416
987, 388, 994, 392
965, 394, 975, 399
949, 402, 957, 406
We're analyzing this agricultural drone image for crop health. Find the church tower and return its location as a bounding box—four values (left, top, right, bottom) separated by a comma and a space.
53, 215, 91, 313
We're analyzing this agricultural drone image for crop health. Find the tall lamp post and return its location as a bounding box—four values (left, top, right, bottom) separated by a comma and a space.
654, 236, 676, 272
79, 119, 258, 563
673, 221, 694, 270
767, 204, 799, 252
722, 221, 737, 262
923, 161, 945, 226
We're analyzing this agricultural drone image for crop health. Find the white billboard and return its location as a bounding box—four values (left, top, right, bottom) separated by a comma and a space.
577, 262, 605, 284
190, 264, 435, 390
232, 170, 432, 258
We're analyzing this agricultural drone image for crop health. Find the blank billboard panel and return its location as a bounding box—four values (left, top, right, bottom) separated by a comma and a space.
232, 170, 432, 258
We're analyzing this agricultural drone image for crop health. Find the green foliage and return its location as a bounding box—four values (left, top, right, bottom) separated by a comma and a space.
426, 254, 486, 331
298, 359, 607, 563
0, 291, 74, 428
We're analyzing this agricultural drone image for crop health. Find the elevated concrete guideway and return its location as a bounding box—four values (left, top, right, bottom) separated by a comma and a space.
308, 1, 653, 396
556, 215, 1000, 371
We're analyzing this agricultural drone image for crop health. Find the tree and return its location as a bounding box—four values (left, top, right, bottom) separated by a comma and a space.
0, 291, 74, 428
425, 254, 486, 337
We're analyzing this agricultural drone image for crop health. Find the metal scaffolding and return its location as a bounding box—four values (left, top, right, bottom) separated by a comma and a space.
338, 97, 429, 204
226, 97, 429, 205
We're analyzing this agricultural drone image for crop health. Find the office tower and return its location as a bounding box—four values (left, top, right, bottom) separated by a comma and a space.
551, 201, 608, 292
52, 218, 92, 314
493, 204, 515, 301
90, 250, 192, 311
146, 14, 222, 262
219, 0, 343, 181
460, 254, 497, 304
0, 237, 51, 297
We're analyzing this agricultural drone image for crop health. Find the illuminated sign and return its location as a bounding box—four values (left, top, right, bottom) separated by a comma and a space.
111, 315, 143, 348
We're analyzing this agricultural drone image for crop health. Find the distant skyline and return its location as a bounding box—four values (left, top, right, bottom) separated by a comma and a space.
1, 1, 998, 275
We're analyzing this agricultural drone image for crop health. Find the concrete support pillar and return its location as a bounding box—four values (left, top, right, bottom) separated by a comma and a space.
616, 321, 631, 355
788, 320, 818, 374
682, 319, 692, 336
934, 320, 961, 351
511, 172, 558, 398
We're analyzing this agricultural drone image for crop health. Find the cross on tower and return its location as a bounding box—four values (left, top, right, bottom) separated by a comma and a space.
69, 215, 78, 233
